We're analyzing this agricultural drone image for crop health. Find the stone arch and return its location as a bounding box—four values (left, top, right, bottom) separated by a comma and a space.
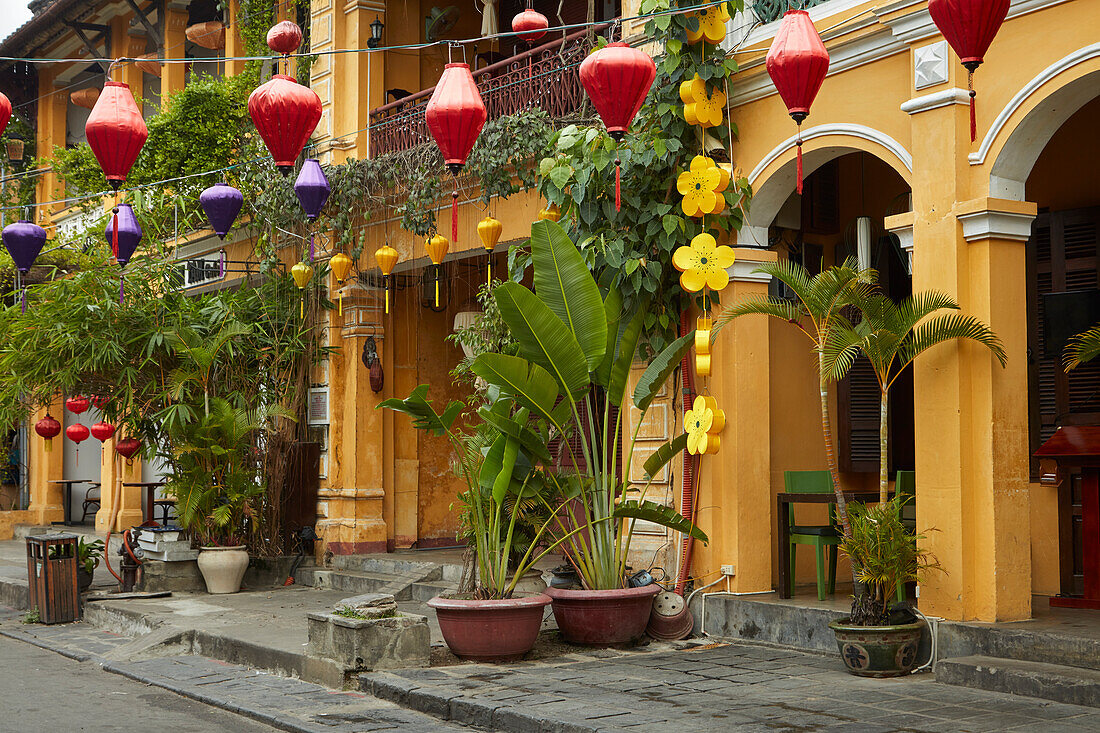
982, 43, 1100, 200
742, 123, 913, 245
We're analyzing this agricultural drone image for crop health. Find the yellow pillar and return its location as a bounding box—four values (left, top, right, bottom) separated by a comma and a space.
27, 401, 64, 525
162, 4, 188, 107
695, 248, 777, 592
338, 2, 386, 160
36, 69, 67, 214
224, 0, 246, 77
908, 85, 1035, 621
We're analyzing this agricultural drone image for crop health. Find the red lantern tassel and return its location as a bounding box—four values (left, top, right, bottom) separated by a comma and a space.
968, 70, 976, 143
615, 156, 622, 212
796, 138, 804, 196
451, 187, 459, 243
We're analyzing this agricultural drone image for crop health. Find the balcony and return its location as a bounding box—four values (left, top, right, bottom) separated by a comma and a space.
368, 25, 609, 159
751, 0, 831, 24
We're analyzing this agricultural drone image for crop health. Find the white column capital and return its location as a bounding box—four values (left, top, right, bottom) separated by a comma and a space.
955, 198, 1038, 242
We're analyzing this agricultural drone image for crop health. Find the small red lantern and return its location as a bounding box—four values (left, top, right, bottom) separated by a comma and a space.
928, 0, 1010, 142
66, 396, 90, 415
84, 81, 149, 190
512, 9, 548, 44
248, 74, 323, 175
90, 421, 116, 442
579, 42, 656, 211
91, 395, 108, 409
425, 63, 487, 242
115, 437, 141, 461
0, 91, 11, 138
35, 414, 61, 452
266, 20, 303, 56
766, 10, 829, 196
66, 423, 90, 444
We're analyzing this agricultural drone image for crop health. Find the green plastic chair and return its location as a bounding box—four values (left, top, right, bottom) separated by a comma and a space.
784, 470, 839, 601
894, 470, 916, 602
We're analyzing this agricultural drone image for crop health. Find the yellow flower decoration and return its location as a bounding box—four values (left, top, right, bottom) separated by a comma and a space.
673, 233, 736, 292
679, 75, 726, 128
677, 155, 730, 217
686, 3, 731, 45
684, 396, 726, 455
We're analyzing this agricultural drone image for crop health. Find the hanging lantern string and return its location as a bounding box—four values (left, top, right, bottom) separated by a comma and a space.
967, 68, 977, 143
795, 122, 804, 196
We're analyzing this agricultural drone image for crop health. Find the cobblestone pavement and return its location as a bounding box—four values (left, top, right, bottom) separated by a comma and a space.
363, 643, 1100, 732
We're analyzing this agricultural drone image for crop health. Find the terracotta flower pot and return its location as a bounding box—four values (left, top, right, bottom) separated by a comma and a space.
197, 545, 249, 594
545, 584, 660, 646
427, 593, 550, 662
828, 617, 925, 678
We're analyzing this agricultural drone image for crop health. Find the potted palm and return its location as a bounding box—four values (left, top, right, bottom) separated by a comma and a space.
76, 537, 104, 594
822, 290, 1005, 676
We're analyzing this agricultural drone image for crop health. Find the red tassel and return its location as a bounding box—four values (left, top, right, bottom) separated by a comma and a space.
111, 211, 118, 258
968, 70, 976, 143
615, 157, 621, 212
796, 140, 804, 196
451, 188, 458, 243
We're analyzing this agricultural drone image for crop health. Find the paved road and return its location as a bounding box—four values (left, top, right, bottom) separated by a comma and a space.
0, 635, 277, 733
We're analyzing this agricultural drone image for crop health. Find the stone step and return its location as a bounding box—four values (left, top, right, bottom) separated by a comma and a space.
937, 620, 1100, 672
295, 567, 456, 602
936, 655, 1100, 708
331, 555, 443, 582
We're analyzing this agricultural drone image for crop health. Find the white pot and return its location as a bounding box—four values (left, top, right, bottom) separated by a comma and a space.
196, 546, 249, 594
511, 568, 548, 595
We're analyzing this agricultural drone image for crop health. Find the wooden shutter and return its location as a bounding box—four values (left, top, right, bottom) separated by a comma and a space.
1028, 207, 1100, 476
837, 356, 881, 473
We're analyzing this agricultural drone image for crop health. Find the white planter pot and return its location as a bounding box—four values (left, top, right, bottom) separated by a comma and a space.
511, 568, 548, 595
196, 546, 249, 594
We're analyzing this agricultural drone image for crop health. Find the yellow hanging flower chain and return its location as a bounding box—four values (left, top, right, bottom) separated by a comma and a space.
673, 232, 736, 293
680, 74, 726, 129
685, 3, 731, 45
677, 155, 730, 218
684, 395, 726, 455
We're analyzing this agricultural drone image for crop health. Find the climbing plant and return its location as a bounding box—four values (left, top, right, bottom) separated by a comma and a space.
532, 0, 751, 354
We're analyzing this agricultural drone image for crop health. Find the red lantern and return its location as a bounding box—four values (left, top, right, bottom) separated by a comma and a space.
266, 20, 303, 55
766, 10, 829, 196
0, 91, 10, 138
66, 423, 90, 444
66, 396, 90, 415
35, 414, 61, 452
248, 74, 323, 175
115, 437, 141, 461
84, 82, 149, 190
90, 421, 116, 442
91, 395, 108, 409
579, 42, 656, 211
512, 9, 548, 44
928, 0, 1010, 142
425, 63, 487, 242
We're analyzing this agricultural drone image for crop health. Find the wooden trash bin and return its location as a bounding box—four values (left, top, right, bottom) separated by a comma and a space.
25, 533, 79, 624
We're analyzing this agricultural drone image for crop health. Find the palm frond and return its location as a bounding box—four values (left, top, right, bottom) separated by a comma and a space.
821, 319, 864, 382
902, 313, 1007, 368
1064, 323, 1100, 371
714, 294, 805, 334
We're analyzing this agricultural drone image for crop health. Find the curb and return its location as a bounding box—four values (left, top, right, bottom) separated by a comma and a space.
100, 661, 326, 733
0, 576, 30, 611
0, 625, 94, 662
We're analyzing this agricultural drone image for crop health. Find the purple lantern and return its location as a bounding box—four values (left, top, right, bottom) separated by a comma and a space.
2, 219, 47, 273
294, 159, 330, 261
104, 204, 142, 304
199, 182, 244, 240
104, 203, 142, 266
2, 219, 47, 313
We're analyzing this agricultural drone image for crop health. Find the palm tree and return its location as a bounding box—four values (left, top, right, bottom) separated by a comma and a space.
823, 291, 1006, 504
715, 258, 875, 537
1064, 324, 1100, 371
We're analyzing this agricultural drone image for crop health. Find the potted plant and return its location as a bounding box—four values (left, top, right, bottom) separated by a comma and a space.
76, 536, 104, 594
470, 221, 705, 646
822, 290, 1004, 676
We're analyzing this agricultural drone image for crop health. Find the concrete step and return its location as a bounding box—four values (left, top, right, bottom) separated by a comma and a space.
936, 655, 1100, 708
937, 620, 1100, 672
331, 555, 443, 582
295, 567, 457, 602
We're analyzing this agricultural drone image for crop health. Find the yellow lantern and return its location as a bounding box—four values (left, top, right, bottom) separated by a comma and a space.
291, 261, 313, 318
695, 315, 712, 354
374, 244, 399, 314
329, 253, 353, 316
424, 234, 450, 308
538, 202, 560, 222
477, 216, 502, 289
695, 353, 711, 378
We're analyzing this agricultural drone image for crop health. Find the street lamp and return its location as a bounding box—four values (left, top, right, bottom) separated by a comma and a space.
368, 17, 384, 48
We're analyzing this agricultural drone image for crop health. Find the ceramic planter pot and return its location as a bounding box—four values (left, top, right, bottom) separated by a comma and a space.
197, 545, 249, 594
828, 617, 925, 678
427, 593, 551, 662
77, 566, 93, 595
511, 568, 548, 595
544, 584, 660, 645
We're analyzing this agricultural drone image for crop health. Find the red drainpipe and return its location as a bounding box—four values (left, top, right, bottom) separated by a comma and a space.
675, 309, 698, 595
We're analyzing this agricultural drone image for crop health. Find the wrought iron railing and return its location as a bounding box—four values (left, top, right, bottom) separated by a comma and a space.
751, 0, 831, 25
367, 25, 609, 159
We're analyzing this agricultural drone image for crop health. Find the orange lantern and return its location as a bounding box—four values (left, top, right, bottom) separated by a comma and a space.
477, 216, 502, 289
186, 20, 226, 50
374, 244, 399, 314
537, 202, 560, 222
134, 53, 162, 77
71, 88, 99, 110
330, 253, 353, 315
291, 261, 313, 318
424, 234, 449, 308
